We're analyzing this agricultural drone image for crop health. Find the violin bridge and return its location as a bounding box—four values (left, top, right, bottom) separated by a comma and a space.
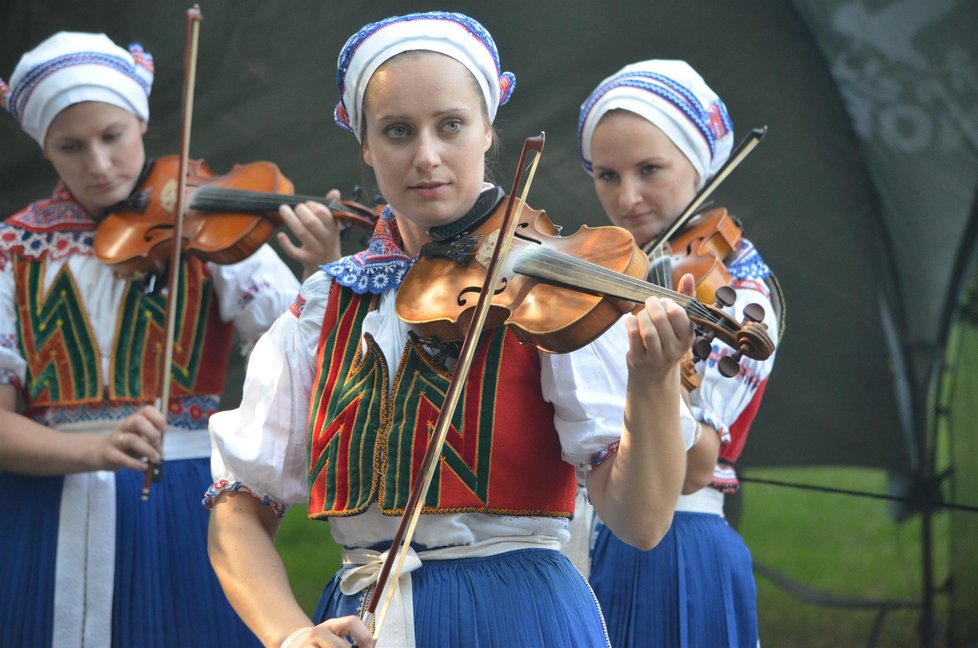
475, 230, 499, 268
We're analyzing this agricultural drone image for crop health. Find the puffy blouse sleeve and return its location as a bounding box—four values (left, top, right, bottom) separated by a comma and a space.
540, 316, 697, 478
205, 270, 331, 515
687, 280, 779, 443
0, 259, 26, 388
207, 244, 301, 355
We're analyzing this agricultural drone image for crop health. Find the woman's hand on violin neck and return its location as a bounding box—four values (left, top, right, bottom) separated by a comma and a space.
97, 404, 164, 472
625, 295, 694, 383
276, 189, 344, 280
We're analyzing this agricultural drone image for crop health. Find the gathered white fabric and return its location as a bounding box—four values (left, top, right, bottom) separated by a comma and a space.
578, 59, 734, 187
334, 12, 514, 141
1, 32, 154, 146
562, 485, 596, 576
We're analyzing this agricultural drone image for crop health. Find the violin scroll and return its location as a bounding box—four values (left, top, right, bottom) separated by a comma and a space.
688, 288, 774, 378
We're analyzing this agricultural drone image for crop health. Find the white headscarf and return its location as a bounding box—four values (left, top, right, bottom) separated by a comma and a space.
578, 60, 733, 188
0, 31, 154, 147
334, 11, 515, 141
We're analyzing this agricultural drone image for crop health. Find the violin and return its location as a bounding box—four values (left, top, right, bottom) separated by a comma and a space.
93, 154, 380, 275
648, 205, 742, 304
638, 127, 771, 387
396, 194, 774, 373
644, 126, 768, 304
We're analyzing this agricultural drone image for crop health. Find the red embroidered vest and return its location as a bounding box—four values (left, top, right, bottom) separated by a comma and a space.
12, 254, 233, 413
306, 283, 577, 518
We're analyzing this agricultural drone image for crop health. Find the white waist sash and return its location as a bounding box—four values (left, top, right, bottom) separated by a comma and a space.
675, 487, 725, 516
53, 420, 211, 460
339, 535, 562, 647
51, 422, 210, 647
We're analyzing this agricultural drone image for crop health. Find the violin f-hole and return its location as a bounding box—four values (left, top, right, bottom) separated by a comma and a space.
457, 278, 508, 306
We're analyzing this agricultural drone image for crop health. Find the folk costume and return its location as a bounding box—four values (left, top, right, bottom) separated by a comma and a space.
577, 60, 782, 648
207, 13, 697, 647
0, 33, 298, 647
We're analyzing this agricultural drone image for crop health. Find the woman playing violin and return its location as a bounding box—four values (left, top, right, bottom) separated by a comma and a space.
0, 32, 343, 647
205, 12, 698, 648
577, 60, 782, 647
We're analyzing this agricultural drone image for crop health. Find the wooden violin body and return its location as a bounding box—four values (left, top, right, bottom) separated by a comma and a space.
666, 206, 742, 304
396, 196, 774, 366
398, 198, 648, 354
94, 155, 378, 275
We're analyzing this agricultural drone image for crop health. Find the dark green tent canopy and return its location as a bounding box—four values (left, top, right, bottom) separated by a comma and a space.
3, 0, 974, 476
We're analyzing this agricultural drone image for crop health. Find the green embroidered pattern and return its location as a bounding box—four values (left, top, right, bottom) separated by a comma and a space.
381, 329, 504, 511
15, 257, 99, 404
307, 289, 387, 516
112, 265, 211, 398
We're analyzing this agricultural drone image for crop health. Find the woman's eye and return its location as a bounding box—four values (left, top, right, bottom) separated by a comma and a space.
385, 124, 410, 139
104, 131, 122, 142
640, 164, 660, 177
597, 170, 618, 183
442, 118, 462, 134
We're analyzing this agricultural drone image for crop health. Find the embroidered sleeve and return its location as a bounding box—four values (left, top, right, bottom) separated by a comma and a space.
687, 280, 779, 437
206, 272, 332, 510
202, 479, 287, 517
208, 244, 301, 354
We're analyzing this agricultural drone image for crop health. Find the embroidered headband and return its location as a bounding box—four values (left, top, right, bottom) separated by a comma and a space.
1, 31, 154, 147
578, 59, 733, 187
334, 11, 515, 141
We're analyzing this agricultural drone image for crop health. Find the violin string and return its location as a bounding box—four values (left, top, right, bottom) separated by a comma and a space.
647, 243, 672, 289
514, 242, 734, 333
190, 185, 339, 212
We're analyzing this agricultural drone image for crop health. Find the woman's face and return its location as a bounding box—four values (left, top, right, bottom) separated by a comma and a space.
360, 52, 492, 255
43, 101, 147, 217
589, 110, 700, 245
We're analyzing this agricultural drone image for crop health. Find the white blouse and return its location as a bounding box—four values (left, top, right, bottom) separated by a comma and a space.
687, 280, 779, 438
209, 270, 697, 548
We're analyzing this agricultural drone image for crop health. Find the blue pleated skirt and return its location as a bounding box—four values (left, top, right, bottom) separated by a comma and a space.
589, 511, 758, 648
316, 547, 610, 647
0, 459, 260, 648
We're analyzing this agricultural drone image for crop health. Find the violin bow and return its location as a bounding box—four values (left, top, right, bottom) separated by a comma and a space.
361, 133, 547, 640
142, 5, 203, 500
643, 126, 767, 255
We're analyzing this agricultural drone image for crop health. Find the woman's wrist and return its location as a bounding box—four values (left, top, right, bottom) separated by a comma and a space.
281, 625, 313, 648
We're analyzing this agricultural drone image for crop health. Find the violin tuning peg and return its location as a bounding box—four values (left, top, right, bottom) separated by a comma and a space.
691, 337, 713, 361
742, 302, 765, 324
351, 185, 364, 202
714, 285, 736, 309
718, 354, 741, 378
